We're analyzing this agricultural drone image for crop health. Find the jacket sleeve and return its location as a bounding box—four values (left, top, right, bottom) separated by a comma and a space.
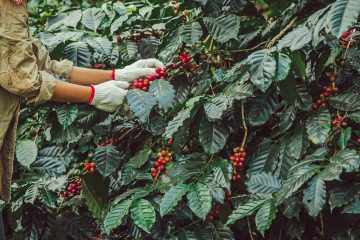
0, 39, 57, 105
31, 38, 73, 80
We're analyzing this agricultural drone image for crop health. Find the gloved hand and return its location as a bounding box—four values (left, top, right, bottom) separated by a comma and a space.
114, 58, 165, 82
89, 81, 129, 112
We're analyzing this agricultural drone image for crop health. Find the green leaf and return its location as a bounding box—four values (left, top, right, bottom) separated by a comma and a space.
247, 50, 276, 92
31, 146, 74, 176
276, 166, 316, 204
64, 10, 82, 28
302, 176, 326, 218
87, 37, 113, 55
204, 175, 225, 204
343, 197, 360, 213
130, 199, 156, 233
199, 117, 229, 154
16, 140, 38, 169
349, 111, 360, 124
306, 109, 331, 145
278, 25, 312, 51
275, 52, 292, 82
248, 139, 278, 176
64, 42, 91, 67
227, 198, 268, 225
338, 127, 352, 150
81, 8, 106, 32
329, 183, 360, 210
165, 108, 192, 140
94, 145, 122, 177
225, 81, 254, 101
104, 199, 132, 234
327, 0, 360, 38
276, 106, 297, 135
247, 90, 278, 127
327, 93, 360, 111
330, 149, 360, 172
186, 182, 212, 219
24, 183, 40, 204
203, 15, 240, 43
204, 95, 229, 121
56, 104, 78, 129
110, 15, 129, 34
246, 173, 281, 194
291, 51, 306, 80
160, 183, 190, 217
179, 22, 203, 45
255, 199, 277, 236
149, 80, 176, 112
213, 160, 232, 190
118, 41, 138, 61
127, 89, 157, 123
128, 149, 151, 168
82, 173, 108, 219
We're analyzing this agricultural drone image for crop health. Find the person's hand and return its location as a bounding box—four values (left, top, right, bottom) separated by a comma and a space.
89, 81, 129, 112
114, 59, 165, 82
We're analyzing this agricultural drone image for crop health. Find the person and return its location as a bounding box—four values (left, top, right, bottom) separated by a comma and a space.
0, 0, 164, 218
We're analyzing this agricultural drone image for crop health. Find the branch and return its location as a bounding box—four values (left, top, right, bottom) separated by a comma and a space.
266, 16, 298, 48
241, 101, 248, 148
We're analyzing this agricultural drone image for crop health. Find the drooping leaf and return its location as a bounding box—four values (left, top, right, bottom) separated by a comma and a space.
118, 41, 138, 61
64, 42, 91, 67
338, 127, 352, 150
255, 199, 277, 236
179, 22, 203, 45
278, 25, 312, 51
56, 104, 78, 129
160, 183, 190, 217
104, 199, 132, 234
329, 183, 360, 210
327, 0, 360, 38
247, 91, 278, 127
130, 199, 156, 233
227, 198, 268, 225
212, 160, 232, 190
204, 95, 229, 121
199, 117, 229, 154
186, 182, 212, 219
86, 37, 113, 55
16, 140, 38, 169
248, 139, 279, 176
128, 149, 151, 168
276, 166, 316, 204
275, 52, 292, 82
306, 109, 331, 145
164, 108, 192, 140
127, 89, 157, 123
330, 149, 360, 172
94, 145, 122, 177
81, 8, 106, 32
247, 50, 276, 92
302, 176, 326, 218
149, 80, 176, 112
327, 93, 360, 111
203, 15, 240, 43
82, 173, 108, 219
246, 173, 281, 194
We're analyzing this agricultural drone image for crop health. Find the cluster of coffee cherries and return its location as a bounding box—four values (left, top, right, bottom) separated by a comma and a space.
133, 68, 167, 92
340, 28, 356, 48
178, 51, 192, 64
229, 147, 246, 181
98, 129, 128, 147
60, 179, 81, 201
207, 205, 220, 221
331, 115, 348, 128
312, 76, 338, 110
84, 162, 96, 174
224, 188, 231, 203
150, 149, 173, 178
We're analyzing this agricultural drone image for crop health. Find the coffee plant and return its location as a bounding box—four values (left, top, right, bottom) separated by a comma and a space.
2, 0, 360, 239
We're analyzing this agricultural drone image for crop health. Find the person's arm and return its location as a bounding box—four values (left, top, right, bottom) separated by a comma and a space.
68, 67, 113, 85
50, 80, 91, 103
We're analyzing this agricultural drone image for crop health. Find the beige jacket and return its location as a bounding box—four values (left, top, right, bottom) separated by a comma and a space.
0, 0, 73, 202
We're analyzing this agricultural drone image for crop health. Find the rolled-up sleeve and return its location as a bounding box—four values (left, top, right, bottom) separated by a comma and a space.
31, 38, 73, 80
0, 39, 57, 105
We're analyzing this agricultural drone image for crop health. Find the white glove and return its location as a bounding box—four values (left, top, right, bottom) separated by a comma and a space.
114, 58, 165, 82
90, 81, 129, 112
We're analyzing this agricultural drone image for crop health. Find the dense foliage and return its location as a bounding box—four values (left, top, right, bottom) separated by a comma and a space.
2, 0, 360, 239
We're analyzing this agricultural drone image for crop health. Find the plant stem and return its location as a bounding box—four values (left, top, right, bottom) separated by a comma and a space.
241, 101, 248, 148
247, 217, 255, 240
168, 219, 202, 237
320, 212, 324, 236
266, 16, 298, 48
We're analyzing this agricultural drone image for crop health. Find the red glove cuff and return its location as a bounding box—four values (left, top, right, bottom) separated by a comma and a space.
87, 84, 95, 105
111, 69, 115, 80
